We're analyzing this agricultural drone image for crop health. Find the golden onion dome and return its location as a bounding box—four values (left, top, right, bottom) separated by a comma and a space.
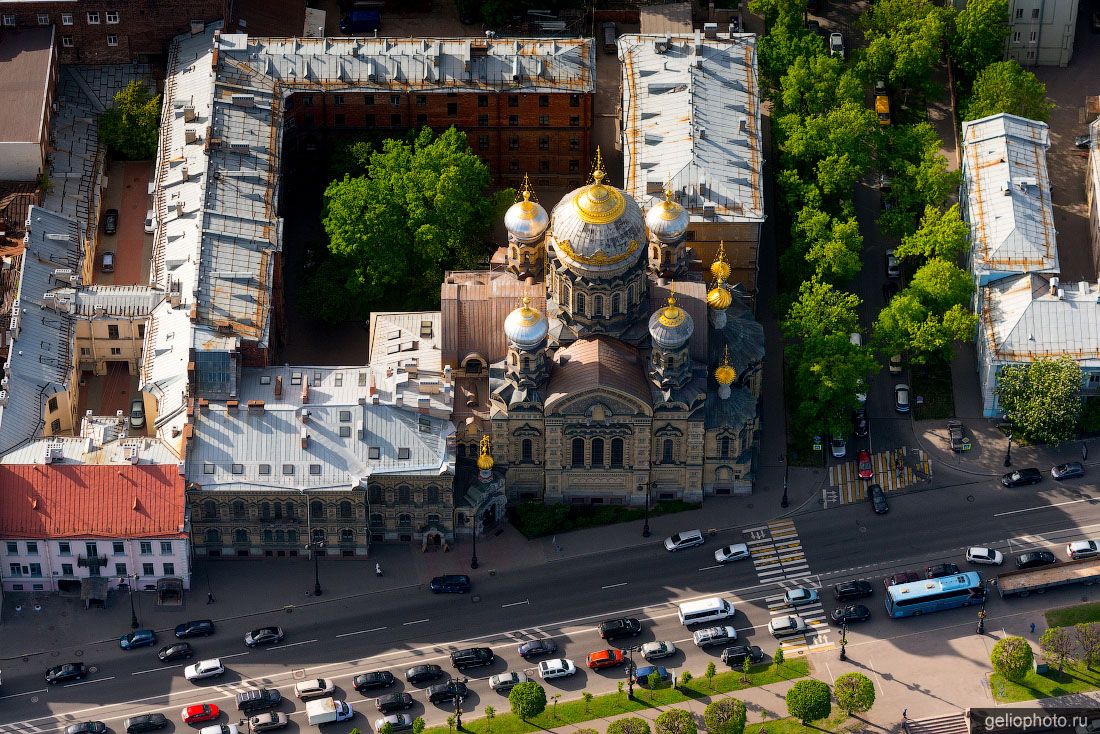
707, 282, 733, 310
715, 346, 737, 385
503, 294, 548, 349
476, 435, 495, 471
710, 241, 731, 282
504, 176, 550, 244
649, 287, 694, 350
645, 186, 690, 243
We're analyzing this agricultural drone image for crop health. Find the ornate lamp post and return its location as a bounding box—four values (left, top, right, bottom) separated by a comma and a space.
1004, 427, 1013, 467
626, 646, 637, 700
121, 575, 140, 629
781, 455, 789, 509
469, 517, 479, 570
839, 621, 848, 661
641, 483, 651, 538
305, 540, 325, 596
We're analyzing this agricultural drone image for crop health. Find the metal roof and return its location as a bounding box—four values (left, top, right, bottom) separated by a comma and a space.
56, 285, 163, 318
961, 114, 1058, 281
619, 31, 765, 224
367, 311, 442, 376
0, 26, 54, 144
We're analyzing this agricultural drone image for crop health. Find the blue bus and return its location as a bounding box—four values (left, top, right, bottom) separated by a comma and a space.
885, 572, 985, 618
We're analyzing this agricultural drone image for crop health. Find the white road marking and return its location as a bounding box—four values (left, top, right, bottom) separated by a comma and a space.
698, 564, 723, 571
0, 690, 46, 701
994, 496, 1098, 517
501, 600, 529, 608
63, 678, 114, 688
336, 627, 388, 638
601, 583, 627, 589
219, 652, 251, 660
402, 619, 429, 626
131, 666, 182, 676
266, 640, 317, 650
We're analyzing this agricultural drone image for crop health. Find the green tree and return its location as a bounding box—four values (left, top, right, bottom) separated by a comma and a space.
483, 706, 495, 733
97, 80, 161, 161
1076, 623, 1100, 670
380, 724, 394, 734
859, 5, 953, 98
778, 103, 879, 183
996, 357, 1084, 444
445, 716, 455, 734
655, 709, 697, 734
950, 0, 1010, 82
550, 694, 561, 720
317, 126, 513, 318
790, 333, 879, 439
705, 662, 717, 689
582, 692, 593, 713
805, 216, 864, 284
648, 671, 663, 689
741, 656, 753, 684
704, 698, 747, 734
779, 54, 865, 117
872, 292, 976, 365
607, 718, 652, 734
1040, 626, 1077, 671
894, 205, 971, 262
758, 24, 826, 88
782, 277, 862, 343
412, 718, 425, 734
785, 679, 832, 725
618, 681, 625, 699
508, 681, 547, 721
990, 636, 1034, 682
773, 648, 785, 670
963, 60, 1054, 122
748, 0, 803, 30
680, 671, 693, 689
907, 258, 973, 313
879, 150, 961, 238
833, 672, 876, 715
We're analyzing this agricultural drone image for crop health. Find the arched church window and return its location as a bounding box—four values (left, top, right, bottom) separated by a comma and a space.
662, 439, 674, 464
571, 437, 585, 467
591, 438, 605, 466
666, 356, 675, 370
522, 356, 531, 371
576, 292, 587, 315
522, 439, 533, 462
510, 352, 518, 365
628, 284, 637, 305
720, 436, 731, 459
612, 293, 621, 314
466, 359, 483, 375
594, 295, 604, 317
611, 438, 624, 468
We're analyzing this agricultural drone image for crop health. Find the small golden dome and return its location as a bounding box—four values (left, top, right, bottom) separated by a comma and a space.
504, 294, 548, 348
477, 434, 495, 471
646, 184, 690, 243
710, 241, 731, 282
504, 175, 550, 243
707, 282, 732, 310
658, 293, 687, 328
715, 346, 737, 385
572, 148, 627, 225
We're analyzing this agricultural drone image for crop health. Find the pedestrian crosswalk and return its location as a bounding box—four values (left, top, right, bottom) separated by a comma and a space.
827, 447, 932, 505
0, 722, 45, 734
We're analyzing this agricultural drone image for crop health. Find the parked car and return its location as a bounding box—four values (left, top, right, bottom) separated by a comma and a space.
720, 645, 764, 666
885, 249, 901, 278
632, 665, 673, 687
830, 605, 871, 624
856, 450, 873, 480
235, 689, 282, 715
405, 664, 445, 685
598, 617, 642, 640
854, 410, 868, 437
429, 575, 471, 593
427, 681, 469, 705
870, 484, 889, 514
181, 705, 220, 724
375, 693, 414, 714
45, 662, 88, 684
125, 716, 168, 734
586, 649, 625, 669
374, 715, 414, 733
830, 434, 846, 459
640, 641, 677, 660
353, 671, 396, 692
833, 580, 874, 601
129, 399, 146, 429
884, 571, 921, 588
894, 384, 910, 414
243, 627, 284, 647
144, 209, 157, 234
693, 625, 737, 647
966, 547, 1004, 565
67, 723, 107, 734
101, 251, 115, 272
768, 615, 808, 637
537, 658, 577, 680
175, 619, 216, 639
784, 588, 819, 606
293, 679, 335, 700
828, 32, 845, 57
247, 713, 288, 733
450, 647, 494, 670
120, 629, 157, 650
663, 529, 705, 551
103, 208, 119, 235
1052, 462, 1086, 480
926, 563, 960, 579
158, 643, 194, 662
1002, 468, 1043, 487
199, 725, 237, 734
889, 355, 903, 375
714, 543, 751, 563
517, 639, 558, 659
1076, 135, 1092, 150
1016, 550, 1058, 569
184, 659, 225, 681
1068, 541, 1100, 560
806, 19, 822, 34
488, 672, 529, 694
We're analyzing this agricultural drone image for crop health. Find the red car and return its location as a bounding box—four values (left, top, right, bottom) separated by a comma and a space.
181, 704, 220, 724
586, 649, 625, 670
857, 450, 873, 480
884, 571, 921, 588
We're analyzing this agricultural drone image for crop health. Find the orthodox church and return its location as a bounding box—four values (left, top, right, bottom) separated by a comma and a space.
439, 152, 765, 506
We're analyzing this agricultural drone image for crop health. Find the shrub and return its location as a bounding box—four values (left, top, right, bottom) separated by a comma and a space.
607, 718, 652, 734
508, 681, 547, 720
991, 636, 1034, 682
704, 698, 747, 734
833, 672, 876, 714
786, 679, 832, 724
655, 709, 697, 734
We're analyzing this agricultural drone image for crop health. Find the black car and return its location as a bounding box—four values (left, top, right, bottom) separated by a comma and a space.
598, 617, 642, 640
518, 639, 558, 659
376, 692, 415, 714
429, 575, 471, 594
405, 664, 446, 685
451, 647, 495, 670
833, 580, 873, 601
1002, 467, 1042, 487
66, 723, 107, 734
926, 563, 961, 579
353, 670, 396, 692
244, 627, 285, 647
869, 484, 889, 514
720, 645, 764, 666
175, 619, 216, 639
1017, 550, 1058, 569
427, 681, 469, 705
46, 662, 88, 684
1076, 135, 1092, 150
158, 643, 194, 662
854, 411, 868, 438
103, 208, 119, 236
124, 715, 168, 734
830, 605, 871, 624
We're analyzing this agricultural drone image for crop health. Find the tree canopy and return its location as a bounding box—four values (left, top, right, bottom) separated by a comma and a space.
786, 679, 832, 724
704, 698, 747, 734
950, 0, 1011, 83
872, 258, 975, 365
607, 719, 652, 734
778, 54, 864, 117
782, 277, 862, 343
996, 356, 1083, 444
990, 636, 1034, 682
963, 61, 1054, 122
894, 205, 971, 262
508, 681, 547, 720
98, 81, 161, 161
1040, 627, 1076, 671
654, 709, 697, 734
833, 673, 876, 715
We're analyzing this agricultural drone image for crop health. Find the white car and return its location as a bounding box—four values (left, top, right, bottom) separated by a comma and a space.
828, 32, 845, 57
692, 625, 737, 647
537, 658, 577, 680
294, 678, 335, 700
375, 715, 414, 733
1068, 540, 1100, 560
143, 209, 157, 235
767, 615, 808, 638
714, 543, 751, 563
663, 529, 705, 552
966, 546, 1004, 565
640, 641, 677, 660
184, 658, 225, 681
200, 726, 238, 734
784, 588, 819, 606
831, 435, 846, 459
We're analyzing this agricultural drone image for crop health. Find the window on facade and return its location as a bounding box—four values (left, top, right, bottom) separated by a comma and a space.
398, 486, 412, 504
570, 94, 580, 107
521, 439, 533, 462
510, 159, 520, 173
231, 463, 244, 475
539, 136, 550, 150
50, 419, 60, 434
397, 513, 413, 528
310, 500, 324, 519
115, 562, 127, 575
572, 437, 585, 467
204, 528, 220, 545
576, 292, 586, 314
106, 33, 117, 46
368, 485, 382, 504
720, 436, 731, 458
203, 463, 214, 474
38, 14, 49, 25
258, 463, 271, 475
57, 541, 71, 556
106, 10, 119, 22
26, 541, 38, 555
202, 500, 217, 519
1029, 30, 1037, 40
259, 501, 271, 519
1014, 7, 1023, 17
398, 447, 411, 460
1031, 7, 1039, 17
29, 563, 42, 577
593, 294, 605, 317
478, 135, 489, 150
107, 324, 120, 339
340, 528, 354, 544
508, 115, 519, 126
415, 94, 427, 106
48, 396, 58, 413
334, 113, 346, 127
160, 541, 172, 555
163, 563, 175, 575
477, 114, 489, 127
339, 425, 352, 438
390, 114, 401, 126
591, 438, 605, 466
309, 464, 322, 475
538, 115, 549, 126
282, 464, 294, 475
364, 94, 375, 105
391, 94, 401, 106
62, 35, 73, 47
87, 11, 100, 23
1012, 30, 1021, 41
611, 438, 624, 468
426, 486, 440, 504
332, 93, 344, 105
569, 159, 580, 173
111, 541, 123, 555
339, 501, 354, 519
262, 530, 273, 544
62, 13, 73, 24
62, 563, 74, 575
662, 439, 674, 464
539, 159, 550, 173
447, 102, 457, 116
370, 513, 385, 527
569, 116, 580, 126
139, 541, 152, 554
1, 14, 13, 26
569, 137, 580, 151
478, 95, 489, 107
508, 95, 519, 107
415, 114, 427, 126
142, 562, 154, 575
369, 447, 381, 460
234, 528, 249, 544
509, 136, 519, 150
8, 563, 21, 577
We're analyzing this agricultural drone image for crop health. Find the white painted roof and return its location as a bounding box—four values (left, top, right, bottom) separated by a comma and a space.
56, 285, 163, 318
368, 311, 442, 376
619, 32, 765, 224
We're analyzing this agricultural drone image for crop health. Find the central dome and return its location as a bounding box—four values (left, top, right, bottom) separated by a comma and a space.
549, 162, 646, 275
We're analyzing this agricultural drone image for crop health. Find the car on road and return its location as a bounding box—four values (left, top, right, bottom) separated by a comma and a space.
158, 642, 194, 662
144, 209, 157, 234
66, 723, 107, 734
1002, 467, 1042, 487
1017, 550, 1058, 569
353, 671, 396, 692
768, 615, 808, 637
243, 627, 284, 647
120, 629, 157, 650
633, 665, 673, 687
586, 649, 626, 669
102, 209, 119, 235
830, 434, 846, 459
828, 32, 845, 57
926, 563, 961, 579
720, 645, 764, 666
1068, 540, 1100, 560
830, 605, 871, 624
199, 725, 238, 734
889, 354, 904, 375
182, 705, 220, 724
450, 647, 495, 670
175, 619, 216, 639
517, 639, 559, 659
1052, 462, 1086, 480
374, 715, 414, 733
1092, 11, 1100, 33
885, 249, 901, 278
125, 715, 168, 734
966, 547, 1004, 566
714, 543, 751, 563
538, 658, 577, 680
854, 410, 868, 437
184, 659, 225, 681
247, 713, 287, 733
405, 664, 446, 685
1076, 135, 1093, 150
833, 580, 874, 601
885, 571, 921, 588
294, 678, 335, 700
129, 399, 146, 429
488, 671, 529, 694
784, 588, 819, 606
375, 693, 414, 714
806, 19, 822, 34
870, 484, 889, 514
429, 574, 472, 593
641, 641, 677, 660
893, 384, 910, 414
427, 681, 469, 705
856, 450, 873, 480
235, 689, 282, 715
45, 662, 88, 684
663, 529, 705, 551
693, 625, 738, 647
101, 250, 115, 273
598, 617, 642, 640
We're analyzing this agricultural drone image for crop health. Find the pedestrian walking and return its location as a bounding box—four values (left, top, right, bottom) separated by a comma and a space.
207, 591, 215, 604
375, 563, 383, 577
1030, 622, 1036, 634
903, 709, 908, 720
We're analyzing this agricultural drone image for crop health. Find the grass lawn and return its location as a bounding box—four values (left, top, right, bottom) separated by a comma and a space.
423, 660, 809, 734
911, 359, 954, 421
1046, 602, 1100, 628
990, 663, 1100, 703
746, 710, 858, 734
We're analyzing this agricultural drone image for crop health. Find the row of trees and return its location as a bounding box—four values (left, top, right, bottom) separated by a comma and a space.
991, 624, 1100, 683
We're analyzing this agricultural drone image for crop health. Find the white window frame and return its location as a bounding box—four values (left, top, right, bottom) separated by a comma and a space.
62, 35, 74, 47
2, 15, 15, 27
87, 11, 100, 24
37, 14, 50, 25
1012, 31, 1021, 42
106, 34, 118, 46
62, 13, 73, 25
106, 10, 119, 23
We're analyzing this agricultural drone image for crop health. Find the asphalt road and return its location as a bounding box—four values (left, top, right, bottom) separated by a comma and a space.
2, 478, 1098, 733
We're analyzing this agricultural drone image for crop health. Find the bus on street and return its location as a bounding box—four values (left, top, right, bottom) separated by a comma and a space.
885, 572, 985, 618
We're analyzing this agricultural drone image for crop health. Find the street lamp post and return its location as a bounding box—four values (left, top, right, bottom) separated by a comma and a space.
305, 540, 325, 596
121, 575, 140, 629
641, 483, 651, 538
469, 515, 479, 570
781, 457, 789, 509
626, 646, 637, 700
839, 621, 848, 661
1004, 428, 1013, 467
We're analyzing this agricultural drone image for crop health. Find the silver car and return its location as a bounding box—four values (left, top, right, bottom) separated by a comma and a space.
248, 714, 287, 733
640, 641, 677, 660
488, 671, 529, 694
374, 715, 413, 733
693, 626, 737, 647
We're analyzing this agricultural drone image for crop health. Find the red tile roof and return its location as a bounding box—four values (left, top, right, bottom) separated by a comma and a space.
0, 464, 186, 539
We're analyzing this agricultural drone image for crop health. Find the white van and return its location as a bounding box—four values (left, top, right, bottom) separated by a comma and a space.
678, 597, 735, 626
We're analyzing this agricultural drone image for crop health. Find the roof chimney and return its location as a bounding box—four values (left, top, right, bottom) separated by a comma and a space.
226, 399, 239, 414
247, 399, 265, 415
274, 375, 283, 396
300, 426, 310, 449
301, 380, 309, 404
